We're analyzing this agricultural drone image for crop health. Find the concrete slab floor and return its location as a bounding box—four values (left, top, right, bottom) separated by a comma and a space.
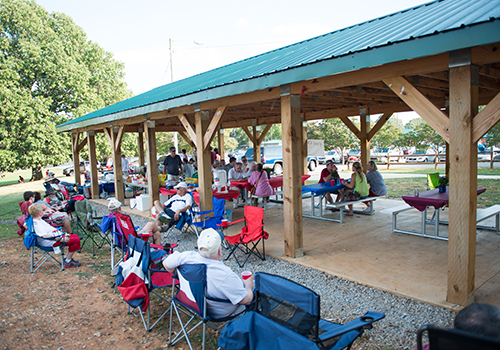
92, 196, 500, 310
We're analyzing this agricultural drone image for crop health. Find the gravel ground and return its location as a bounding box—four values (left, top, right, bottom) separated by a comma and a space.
95, 204, 455, 350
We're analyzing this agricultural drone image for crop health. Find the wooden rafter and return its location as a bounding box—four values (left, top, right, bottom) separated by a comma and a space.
257, 124, 273, 144
473, 91, 500, 143
382, 76, 450, 143
242, 126, 255, 143
115, 126, 124, 152
203, 106, 227, 150
179, 131, 195, 148
178, 114, 197, 145
339, 116, 361, 138
76, 137, 88, 153
368, 112, 393, 141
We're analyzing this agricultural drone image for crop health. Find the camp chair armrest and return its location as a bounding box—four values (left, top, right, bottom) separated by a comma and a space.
137, 233, 153, 237
228, 218, 245, 226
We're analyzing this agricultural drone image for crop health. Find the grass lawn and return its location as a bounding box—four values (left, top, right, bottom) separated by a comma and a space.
0, 167, 66, 187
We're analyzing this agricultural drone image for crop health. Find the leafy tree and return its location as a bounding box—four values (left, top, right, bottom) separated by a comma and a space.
0, 0, 131, 179
371, 123, 402, 149
406, 122, 445, 169
308, 118, 358, 164
404, 117, 425, 130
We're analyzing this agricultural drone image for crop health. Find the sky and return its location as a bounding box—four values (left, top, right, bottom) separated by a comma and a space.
35, 0, 430, 123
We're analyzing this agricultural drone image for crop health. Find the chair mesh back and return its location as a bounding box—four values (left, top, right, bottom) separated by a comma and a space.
176, 264, 207, 316
244, 205, 264, 236
255, 273, 320, 339
212, 197, 225, 220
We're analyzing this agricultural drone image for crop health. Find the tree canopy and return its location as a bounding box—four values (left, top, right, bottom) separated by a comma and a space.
0, 0, 132, 178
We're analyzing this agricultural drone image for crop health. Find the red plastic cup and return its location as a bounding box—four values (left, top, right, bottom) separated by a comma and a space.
222, 219, 228, 228
331, 180, 335, 186
242, 271, 252, 280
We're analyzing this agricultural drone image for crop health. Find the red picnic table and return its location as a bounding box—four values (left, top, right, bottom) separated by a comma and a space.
393, 186, 486, 240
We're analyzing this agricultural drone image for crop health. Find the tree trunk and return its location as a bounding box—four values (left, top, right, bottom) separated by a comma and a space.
31, 166, 43, 181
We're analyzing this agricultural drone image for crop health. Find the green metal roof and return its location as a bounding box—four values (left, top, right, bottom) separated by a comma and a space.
57, 0, 500, 132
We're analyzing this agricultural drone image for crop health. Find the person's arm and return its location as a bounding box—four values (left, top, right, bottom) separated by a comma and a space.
343, 173, 356, 189
239, 277, 254, 305
178, 156, 184, 176
162, 251, 180, 273
173, 198, 192, 220
322, 169, 332, 183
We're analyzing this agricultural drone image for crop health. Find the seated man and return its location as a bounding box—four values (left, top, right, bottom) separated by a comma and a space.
228, 162, 248, 208
163, 228, 253, 318
154, 182, 193, 233
28, 203, 81, 268
108, 198, 162, 245
319, 160, 340, 204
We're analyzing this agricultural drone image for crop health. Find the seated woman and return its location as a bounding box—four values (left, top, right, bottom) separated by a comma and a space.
336, 161, 369, 216
319, 160, 341, 204
364, 161, 387, 213
248, 163, 275, 206
24, 191, 73, 234
28, 203, 81, 268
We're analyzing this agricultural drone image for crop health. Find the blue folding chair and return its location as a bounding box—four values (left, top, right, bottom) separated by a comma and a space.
169, 264, 246, 350
24, 216, 66, 274
192, 196, 232, 244
162, 192, 201, 242
114, 235, 177, 331
219, 272, 385, 350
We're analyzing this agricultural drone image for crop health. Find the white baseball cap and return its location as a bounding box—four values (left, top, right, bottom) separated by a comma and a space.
197, 228, 221, 255
174, 182, 188, 189
108, 198, 122, 210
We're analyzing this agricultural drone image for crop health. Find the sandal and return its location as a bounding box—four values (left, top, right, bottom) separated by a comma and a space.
345, 213, 354, 216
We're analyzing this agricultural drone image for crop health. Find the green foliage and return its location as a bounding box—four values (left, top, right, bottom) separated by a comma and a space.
308, 118, 358, 157
438, 176, 449, 187
405, 122, 445, 153
404, 117, 425, 130
0, 0, 132, 175
371, 123, 402, 149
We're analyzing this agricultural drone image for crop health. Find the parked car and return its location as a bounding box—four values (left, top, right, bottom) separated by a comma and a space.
245, 146, 284, 174
324, 150, 342, 164
406, 150, 435, 162
63, 161, 101, 176
370, 148, 403, 163
348, 150, 360, 162
228, 149, 247, 162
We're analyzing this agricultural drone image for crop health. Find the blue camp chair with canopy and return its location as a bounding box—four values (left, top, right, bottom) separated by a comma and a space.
24, 216, 66, 273
169, 263, 246, 350
114, 235, 177, 331
219, 272, 385, 350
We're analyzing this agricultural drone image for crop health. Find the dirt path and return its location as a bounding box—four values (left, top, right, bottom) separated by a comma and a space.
0, 238, 198, 350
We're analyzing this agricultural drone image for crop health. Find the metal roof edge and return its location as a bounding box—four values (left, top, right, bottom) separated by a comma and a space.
56, 19, 500, 133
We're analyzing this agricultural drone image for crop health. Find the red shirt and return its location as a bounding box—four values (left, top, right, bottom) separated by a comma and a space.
319, 168, 330, 183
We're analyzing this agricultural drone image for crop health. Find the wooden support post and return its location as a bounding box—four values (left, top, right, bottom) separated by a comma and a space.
111, 126, 125, 204
196, 109, 213, 211
71, 133, 81, 185
137, 128, 145, 167
252, 124, 261, 164
447, 60, 479, 306
281, 86, 303, 258
302, 120, 308, 181
359, 109, 370, 172
87, 131, 99, 199
218, 129, 225, 161
445, 142, 450, 177
144, 120, 159, 210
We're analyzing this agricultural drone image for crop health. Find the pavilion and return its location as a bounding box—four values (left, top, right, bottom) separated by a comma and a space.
57, 0, 500, 306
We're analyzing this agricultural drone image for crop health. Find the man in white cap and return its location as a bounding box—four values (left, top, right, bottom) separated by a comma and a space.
108, 198, 123, 212
163, 228, 254, 318
154, 182, 193, 232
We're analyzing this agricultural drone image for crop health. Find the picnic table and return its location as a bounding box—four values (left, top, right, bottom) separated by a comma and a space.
301, 181, 347, 222
393, 187, 486, 240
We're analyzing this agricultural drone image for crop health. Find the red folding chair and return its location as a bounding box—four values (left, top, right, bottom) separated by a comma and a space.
224, 205, 269, 267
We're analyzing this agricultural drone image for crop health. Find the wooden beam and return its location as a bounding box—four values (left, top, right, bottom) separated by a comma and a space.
144, 121, 159, 209
447, 65, 478, 306
217, 129, 225, 162
252, 125, 261, 164
368, 112, 392, 141
103, 128, 112, 146
359, 109, 370, 171
178, 131, 195, 149
339, 116, 360, 138
114, 126, 125, 152
257, 124, 273, 145
178, 114, 197, 147
76, 137, 88, 153
281, 91, 303, 258
71, 132, 81, 186
242, 126, 255, 143
195, 110, 213, 211
111, 128, 124, 203
472, 91, 500, 143
382, 76, 450, 142
203, 106, 227, 150
137, 130, 145, 167
87, 131, 100, 199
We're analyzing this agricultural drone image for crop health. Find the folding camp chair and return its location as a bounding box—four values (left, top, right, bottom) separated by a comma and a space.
114, 235, 178, 331
169, 263, 246, 350
192, 196, 232, 246
416, 324, 500, 350
75, 200, 109, 255
219, 272, 385, 350
427, 172, 440, 190
161, 192, 200, 242
24, 216, 66, 273
224, 205, 268, 267
101, 211, 152, 274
